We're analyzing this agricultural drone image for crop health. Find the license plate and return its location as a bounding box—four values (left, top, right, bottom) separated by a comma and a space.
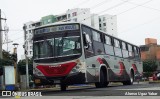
35, 79, 41, 83
54, 80, 60, 83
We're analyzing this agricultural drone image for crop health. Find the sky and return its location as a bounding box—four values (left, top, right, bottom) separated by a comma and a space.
1, 0, 160, 60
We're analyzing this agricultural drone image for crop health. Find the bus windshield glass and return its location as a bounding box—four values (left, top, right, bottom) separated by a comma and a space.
33, 24, 81, 60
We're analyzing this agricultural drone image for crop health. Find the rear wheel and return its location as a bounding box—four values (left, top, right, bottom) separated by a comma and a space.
123, 71, 134, 85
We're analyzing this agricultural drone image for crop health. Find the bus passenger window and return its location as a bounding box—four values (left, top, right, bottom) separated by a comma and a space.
128, 44, 134, 59
105, 35, 111, 45
114, 39, 122, 57
82, 26, 94, 58
122, 42, 129, 58
92, 30, 101, 42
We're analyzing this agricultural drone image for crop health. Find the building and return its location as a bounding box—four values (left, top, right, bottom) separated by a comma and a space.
99, 14, 117, 37
140, 38, 160, 70
23, 21, 41, 58
23, 8, 118, 59
41, 15, 57, 25
66, 8, 91, 26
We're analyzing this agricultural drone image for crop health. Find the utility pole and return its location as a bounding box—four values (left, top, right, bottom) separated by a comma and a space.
0, 9, 7, 58
0, 9, 3, 59
0, 9, 7, 90
23, 25, 29, 89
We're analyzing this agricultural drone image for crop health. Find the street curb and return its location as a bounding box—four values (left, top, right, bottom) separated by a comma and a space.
149, 81, 160, 84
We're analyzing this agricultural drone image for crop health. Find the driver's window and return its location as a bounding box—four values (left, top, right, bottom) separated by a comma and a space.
82, 25, 94, 58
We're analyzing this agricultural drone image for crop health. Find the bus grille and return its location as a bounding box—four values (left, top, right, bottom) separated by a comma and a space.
36, 62, 77, 77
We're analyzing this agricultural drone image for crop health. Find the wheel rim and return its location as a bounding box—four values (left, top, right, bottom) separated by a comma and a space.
130, 73, 134, 83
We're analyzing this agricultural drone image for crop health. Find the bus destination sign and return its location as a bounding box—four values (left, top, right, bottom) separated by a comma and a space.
35, 24, 79, 35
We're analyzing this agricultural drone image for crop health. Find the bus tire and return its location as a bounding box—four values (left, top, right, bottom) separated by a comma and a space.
60, 84, 67, 91
95, 70, 107, 88
123, 70, 134, 85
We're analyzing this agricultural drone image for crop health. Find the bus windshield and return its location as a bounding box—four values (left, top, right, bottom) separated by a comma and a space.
34, 35, 81, 59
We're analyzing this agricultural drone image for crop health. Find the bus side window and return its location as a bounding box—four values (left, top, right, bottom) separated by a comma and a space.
104, 35, 114, 55
134, 46, 140, 60
114, 39, 122, 57
82, 25, 94, 58
92, 30, 105, 55
128, 44, 134, 59
122, 42, 129, 58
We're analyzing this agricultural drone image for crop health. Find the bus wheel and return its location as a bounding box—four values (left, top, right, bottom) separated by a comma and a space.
95, 70, 106, 88
123, 71, 134, 85
60, 84, 67, 91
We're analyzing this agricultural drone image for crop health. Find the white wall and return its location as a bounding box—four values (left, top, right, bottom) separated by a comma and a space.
99, 14, 117, 37
24, 21, 35, 58
66, 8, 91, 26
91, 14, 99, 30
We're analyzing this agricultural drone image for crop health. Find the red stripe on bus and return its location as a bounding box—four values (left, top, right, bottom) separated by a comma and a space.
97, 57, 103, 64
116, 62, 125, 76
36, 62, 77, 77
132, 64, 137, 72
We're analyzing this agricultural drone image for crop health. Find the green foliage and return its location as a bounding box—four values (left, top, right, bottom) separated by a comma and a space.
17, 58, 33, 75
143, 60, 158, 77
0, 50, 14, 75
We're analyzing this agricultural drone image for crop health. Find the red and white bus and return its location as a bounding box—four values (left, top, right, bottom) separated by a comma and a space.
33, 22, 143, 91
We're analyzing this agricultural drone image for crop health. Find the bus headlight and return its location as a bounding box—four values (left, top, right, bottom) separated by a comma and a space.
69, 65, 80, 74
33, 67, 44, 76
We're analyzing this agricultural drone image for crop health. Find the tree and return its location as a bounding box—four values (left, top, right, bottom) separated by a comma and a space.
17, 58, 33, 75
143, 60, 158, 78
0, 50, 13, 75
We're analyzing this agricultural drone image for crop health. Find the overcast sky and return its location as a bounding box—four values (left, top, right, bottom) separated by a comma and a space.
1, 0, 160, 60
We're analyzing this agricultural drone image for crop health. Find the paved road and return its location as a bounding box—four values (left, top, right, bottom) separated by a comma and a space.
1, 82, 160, 99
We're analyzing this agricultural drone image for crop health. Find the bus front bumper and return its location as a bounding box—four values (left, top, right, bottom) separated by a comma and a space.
33, 72, 85, 86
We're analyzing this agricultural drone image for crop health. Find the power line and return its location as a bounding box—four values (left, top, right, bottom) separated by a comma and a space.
119, 15, 160, 33
90, 0, 112, 9
115, 0, 153, 16
79, 0, 130, 22
125, 0, 160, 13
89, 0, 153, 30
72, 0, 91, 8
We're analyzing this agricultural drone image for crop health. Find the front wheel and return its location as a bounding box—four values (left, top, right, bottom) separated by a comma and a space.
60, 83, 67, 91
95, 70, 108, 88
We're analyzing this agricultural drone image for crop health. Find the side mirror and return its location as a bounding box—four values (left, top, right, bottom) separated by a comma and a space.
83, 32, 92, 49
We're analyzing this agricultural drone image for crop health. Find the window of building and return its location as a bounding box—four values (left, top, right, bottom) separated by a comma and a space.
99, 18, 101, 22
140, 46, 149, 51
103, 17, 106, 21
99, 24, 101, 27
103, 23, 106, 26
73, 18, 77, 22
92, 30, 101, 42
48, 19, 51, 23
68, 14, 70, 18
72, 12, 77, 17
